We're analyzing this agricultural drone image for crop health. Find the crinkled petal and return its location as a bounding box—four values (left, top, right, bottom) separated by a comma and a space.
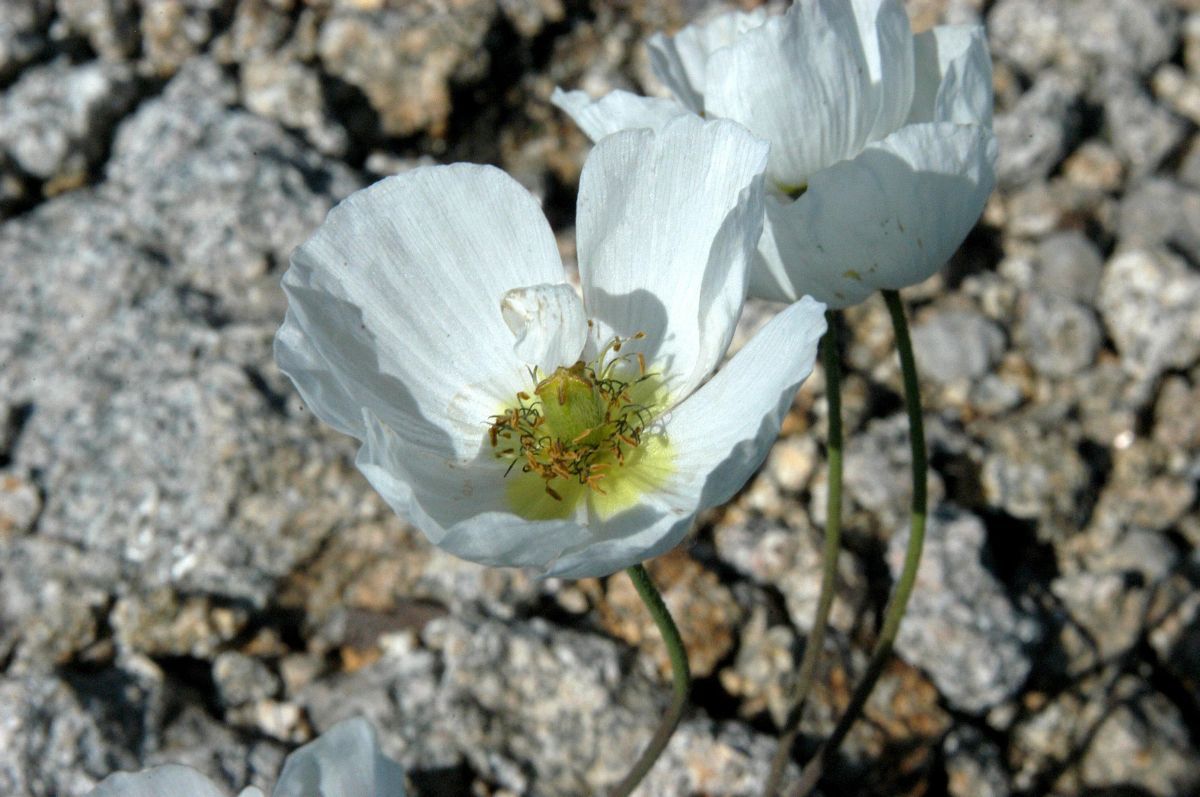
908, 25, 993, 127
576, 116, 769, 401
357, 409, 596, 569
279, 165, 564, 458
704, 0, 913, 187
550, 88, 691, 142
237, 790, 266, 797
88, 765, 229, 797
646, 8, 770, 112
501, 283, 587, 372
661, 298, 825, 510
751, 122, 997, 308
274, 717, 406, 797
848, 0, 916, 142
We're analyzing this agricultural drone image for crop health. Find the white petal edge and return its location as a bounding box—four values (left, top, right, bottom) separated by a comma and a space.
575, 116, 770, 402
87, 765, 229, 797
550, 87, 691, 142
704, 0, 879, 186
663, 297, 826, 511
279, 164, 564, 459
501, 283, 587, 373
273, 717, 406, 797
908, 25, 994, 127
750, 122, 997, 308
646, 8, 770, 113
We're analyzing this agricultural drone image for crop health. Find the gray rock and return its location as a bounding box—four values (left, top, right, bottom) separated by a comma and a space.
213, 651, 281, 708
239, 55, 349, 156
0, 671, 150, 796
1032, 230, 1105, 303
981, 416, 1090, 540
1012, 676, 1199, 795
1118, 178, 1200, 264
0, 58, 139, 183
138, 0, 228, 77
911, 310, 1006, 384
0, 0, 51, 80
1103, 76, 1188, 179
55, 0, 139, 60
943, 726, 1011, 797
1018, 293, 1101, 377
300, 616, 792, 796
317, 0, 496, 137
994, 72, 1082, 189
104, 58, 360, 323
1099, 249, 1200, 379
889, 507, 1039, 713
989, 0, 1178, 80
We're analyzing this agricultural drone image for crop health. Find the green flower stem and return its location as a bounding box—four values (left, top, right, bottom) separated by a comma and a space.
787, 289, 928, 797
609, 563, 692, 797
764, 311, 844, 797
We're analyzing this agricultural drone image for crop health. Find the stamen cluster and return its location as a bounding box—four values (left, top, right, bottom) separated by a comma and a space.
488, 335, 655, 501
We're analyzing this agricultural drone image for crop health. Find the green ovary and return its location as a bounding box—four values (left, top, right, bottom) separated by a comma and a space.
487, 342, 674, 521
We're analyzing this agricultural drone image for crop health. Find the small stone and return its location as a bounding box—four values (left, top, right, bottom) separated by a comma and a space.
1103, 77, 1188, 179
1032, 230, 1105, 302
55, 0, 139, 60
993, 72, 1082, 189
0, 0, 51, 81
1062, 140, 1125, 191
1099, 249, 1200, 379
317, 1, 497, 137
911, 310, 1006, 384
718, 606, 798, 726
1017, 293, 1101, 377
944, 726, 1011, 797
1118, 178, 1200, 264
0, 58, 139, 183
213, 651, 280, 708
889, 507, 1040, 713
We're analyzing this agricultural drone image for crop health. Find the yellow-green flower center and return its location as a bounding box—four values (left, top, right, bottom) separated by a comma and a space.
487, 334, 673, 520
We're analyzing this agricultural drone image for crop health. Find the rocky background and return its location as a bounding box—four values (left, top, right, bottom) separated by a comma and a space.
1, 0, 1198, 794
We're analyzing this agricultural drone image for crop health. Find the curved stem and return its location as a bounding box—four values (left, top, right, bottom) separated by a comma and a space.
609, 563, 692, 797
787, 290, 928, 797
764, 311, 844, 796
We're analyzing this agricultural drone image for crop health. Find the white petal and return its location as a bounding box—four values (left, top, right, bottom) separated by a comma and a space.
88, 765, 229, 797
501, 283, 587, 372
646, 8, 770, 112
546, 496, 693, 578
275, 308, 367, 438
237, 790, 266, 797
848, 0, 916, 142
550, 88, 691, 142
704, 0, 912, 187
908, 25, 993, 127
274, 717, 406, 797
575, 116, 769, 401
751, 122, 997, 308
662, 297, 826, 509
357, 408, 596, 569
279, 164, 564, 459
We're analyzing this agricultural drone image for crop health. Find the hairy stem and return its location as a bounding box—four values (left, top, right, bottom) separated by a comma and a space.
609, 563, 692, 797
787, 290, 928, 797
764, 311, 844, 796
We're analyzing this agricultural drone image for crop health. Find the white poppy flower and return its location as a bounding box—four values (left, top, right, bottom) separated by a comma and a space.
88, 718, 405, 797
275, 115, 826, 578
552, 0, 997, 308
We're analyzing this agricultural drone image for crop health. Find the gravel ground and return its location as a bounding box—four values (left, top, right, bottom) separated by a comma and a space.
1, 1, 1198, 795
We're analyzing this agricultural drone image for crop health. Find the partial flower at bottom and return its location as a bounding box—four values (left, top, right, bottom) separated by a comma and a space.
275, 115, 827, 578
553, 0, 997, 308
87, 717, 405, 797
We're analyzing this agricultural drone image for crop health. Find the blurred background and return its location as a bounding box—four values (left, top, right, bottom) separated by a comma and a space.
1, 0, 1199, 794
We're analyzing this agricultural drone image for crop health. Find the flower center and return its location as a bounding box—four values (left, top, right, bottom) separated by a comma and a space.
488, 334, 657, 504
